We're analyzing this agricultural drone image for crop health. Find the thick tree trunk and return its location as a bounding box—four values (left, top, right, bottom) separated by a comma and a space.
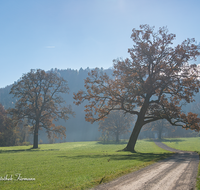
124, 118, 143, 152
124, 94, 150, 152
33, 124, 39, 148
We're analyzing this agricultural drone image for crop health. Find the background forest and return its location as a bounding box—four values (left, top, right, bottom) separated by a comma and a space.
0, 67, 199, 146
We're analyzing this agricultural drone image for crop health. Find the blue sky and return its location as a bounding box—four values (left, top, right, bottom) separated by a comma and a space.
0, 0, 200, 88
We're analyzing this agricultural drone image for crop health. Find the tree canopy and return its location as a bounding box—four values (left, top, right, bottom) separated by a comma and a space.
9, 69, 74, 148
74, 25, 200, 151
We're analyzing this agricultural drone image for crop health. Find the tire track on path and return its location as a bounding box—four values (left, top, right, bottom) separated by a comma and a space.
93, 141, 199, 190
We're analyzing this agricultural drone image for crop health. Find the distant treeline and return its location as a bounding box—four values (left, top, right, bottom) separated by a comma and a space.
0, 67, 199, 146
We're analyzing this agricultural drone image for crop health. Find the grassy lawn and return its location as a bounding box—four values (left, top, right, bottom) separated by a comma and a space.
0, 140, 171, 190
161, 137, 200, 190
161, 137, 200, 152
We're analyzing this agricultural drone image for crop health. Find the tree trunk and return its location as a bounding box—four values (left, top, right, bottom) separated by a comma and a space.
158, 127, 162, 139
33, 125, 39, 148
116, 131, 119, 143
124, 118, 143, 152
124, 94, 150, 152
158, 121, 164, 140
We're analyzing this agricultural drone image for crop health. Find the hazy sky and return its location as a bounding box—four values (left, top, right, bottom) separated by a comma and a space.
1, 0, 200, 88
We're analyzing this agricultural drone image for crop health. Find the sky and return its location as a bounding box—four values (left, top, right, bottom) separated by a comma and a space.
0, 0, 200, 88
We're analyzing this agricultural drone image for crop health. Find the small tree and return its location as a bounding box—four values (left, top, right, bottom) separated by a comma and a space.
9, 69, 74, 148
143, 119, 172, 139
74, 25, 200, 152
0, 104, 17, 146
99, 110, 133, 143
17, 118, 32, 145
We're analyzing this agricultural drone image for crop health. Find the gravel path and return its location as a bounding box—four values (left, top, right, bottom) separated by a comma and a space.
154, 140, 184, 153
93, 141, 199, 190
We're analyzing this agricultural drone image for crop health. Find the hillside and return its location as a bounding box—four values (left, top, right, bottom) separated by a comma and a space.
0, 66, 199, 144
0, 68, 114, 144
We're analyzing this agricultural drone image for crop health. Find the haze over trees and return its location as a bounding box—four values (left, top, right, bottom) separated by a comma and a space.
143, 119, 172, 139
99, 110, 134, 143
0, 103, 17, 146
74, 24, 200, 152
0, 64, 199, 145
9, 69, 74, 148
0, 68, 112, 144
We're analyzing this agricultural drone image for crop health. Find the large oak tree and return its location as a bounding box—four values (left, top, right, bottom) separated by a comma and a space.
74, 25, 200, 152
9, 69, 74, 148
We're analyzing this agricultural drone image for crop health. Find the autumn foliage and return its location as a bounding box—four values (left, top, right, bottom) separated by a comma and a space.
9, 69, 74, 148
0, 104, 17, 146
74, 25, 200, 151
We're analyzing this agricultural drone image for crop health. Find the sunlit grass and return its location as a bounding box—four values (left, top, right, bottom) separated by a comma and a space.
161, 137, 200, 152
0, 140, 171, 190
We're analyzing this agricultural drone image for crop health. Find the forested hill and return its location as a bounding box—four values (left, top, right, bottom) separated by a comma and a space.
0, 67, 113, 143
0, 67, 200, 143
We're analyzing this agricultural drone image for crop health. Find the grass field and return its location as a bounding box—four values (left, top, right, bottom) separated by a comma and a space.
161, 137, 200, 152
0, 140, 171, 190
161, 137, 200, 189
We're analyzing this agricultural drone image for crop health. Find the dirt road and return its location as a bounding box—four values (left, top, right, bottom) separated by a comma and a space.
93, 141, 199, 190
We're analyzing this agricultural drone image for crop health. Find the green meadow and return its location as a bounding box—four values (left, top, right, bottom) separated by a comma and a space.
0, 140, 171, 190
161, 137, 200, 152
161, 137, 200, 189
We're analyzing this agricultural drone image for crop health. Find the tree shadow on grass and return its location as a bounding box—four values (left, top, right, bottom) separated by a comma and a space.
57, 152, 172, 163
0, 148, 59, 154
96, 141, 128, 145
145, 138, 185, 143
160, 139, 185, 143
